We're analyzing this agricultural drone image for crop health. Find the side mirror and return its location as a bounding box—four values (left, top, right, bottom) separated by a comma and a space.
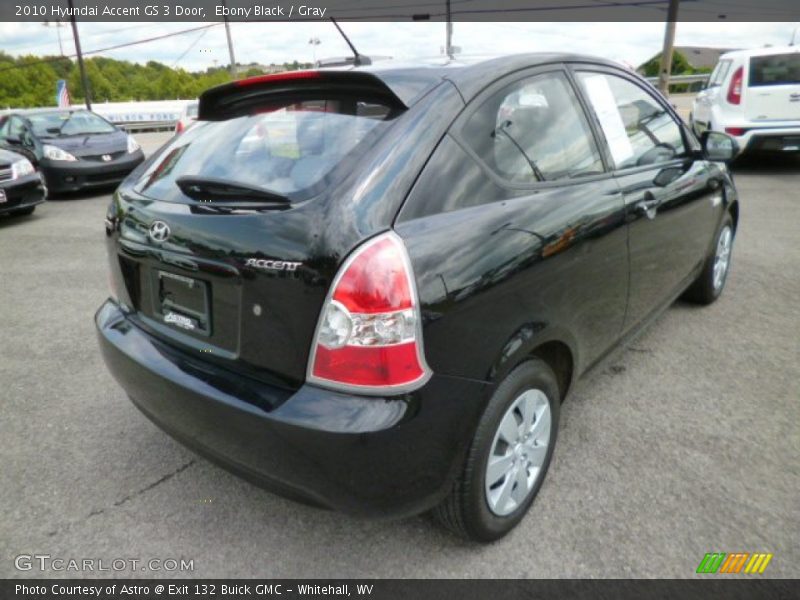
701, 131, 739, 162
5, 134, 21, 145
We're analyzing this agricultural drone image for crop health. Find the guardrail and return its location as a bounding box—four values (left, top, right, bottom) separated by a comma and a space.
645, 73, 710, 92
92, 100, 193, 133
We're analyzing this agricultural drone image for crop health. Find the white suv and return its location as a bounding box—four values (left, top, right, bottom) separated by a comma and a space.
691, 46, 800, 156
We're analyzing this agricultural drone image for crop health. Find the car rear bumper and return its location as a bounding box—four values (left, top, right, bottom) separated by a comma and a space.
41, 150, 144, 193
738, 127, 800, 153
96, 300, 489, 518
0, 173, 46, 215
709, 122, 800, 155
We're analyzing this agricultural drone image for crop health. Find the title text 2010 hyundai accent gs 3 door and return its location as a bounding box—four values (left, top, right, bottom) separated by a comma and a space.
96, 55, 740, 542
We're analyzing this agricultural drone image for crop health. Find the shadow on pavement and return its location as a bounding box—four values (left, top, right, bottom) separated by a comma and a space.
731, 151, 800, 175
0, 207, 41, 228
46, 183, 120, 201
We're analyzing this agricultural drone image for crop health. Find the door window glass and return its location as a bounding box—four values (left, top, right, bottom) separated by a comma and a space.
577, 72, 686, 169
708, 59, 732, 87
462, 71, 604, 183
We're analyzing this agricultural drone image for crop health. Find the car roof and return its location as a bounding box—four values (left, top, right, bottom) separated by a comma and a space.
330, 53, 627, 105
720, 45, 800, 60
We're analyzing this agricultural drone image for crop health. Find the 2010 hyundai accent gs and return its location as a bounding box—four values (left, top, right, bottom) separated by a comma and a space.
96, 54, 740, 542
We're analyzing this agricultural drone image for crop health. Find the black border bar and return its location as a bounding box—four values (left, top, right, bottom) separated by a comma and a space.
3, 579, 799, 600
3, 0, 799, 22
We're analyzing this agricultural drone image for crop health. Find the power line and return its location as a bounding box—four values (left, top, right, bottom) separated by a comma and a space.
0, 23, 222, 74
171, 27, 211, 68
11, 22, 163, 54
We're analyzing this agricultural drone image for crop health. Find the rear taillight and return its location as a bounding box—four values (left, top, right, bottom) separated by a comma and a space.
175, 121, 184, 134
307, 232, 431, 394
727, 66, 743, 105
725, 127, 748, 136
234, 70, 320, 87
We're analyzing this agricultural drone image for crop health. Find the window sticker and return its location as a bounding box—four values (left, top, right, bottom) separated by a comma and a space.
582, 75, 634, 167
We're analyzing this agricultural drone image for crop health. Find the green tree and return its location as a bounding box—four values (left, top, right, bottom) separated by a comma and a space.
641, 50, 694, 77
0, 54, 313, 108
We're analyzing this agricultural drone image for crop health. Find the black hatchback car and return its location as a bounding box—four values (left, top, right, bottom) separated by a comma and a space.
0, 108, 145, 194
96, 55, 739, 541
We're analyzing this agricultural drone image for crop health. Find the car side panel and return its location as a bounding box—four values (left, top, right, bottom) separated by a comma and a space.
395, 135, 628, 384
616, 159, 723, 331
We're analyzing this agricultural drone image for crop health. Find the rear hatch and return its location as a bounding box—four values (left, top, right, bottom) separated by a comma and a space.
745, 51, 800, 122
107, 71, 408, 389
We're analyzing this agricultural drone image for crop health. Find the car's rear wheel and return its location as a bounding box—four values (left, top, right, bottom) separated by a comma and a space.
432, 359, 560, 542
683, 213, 734, 305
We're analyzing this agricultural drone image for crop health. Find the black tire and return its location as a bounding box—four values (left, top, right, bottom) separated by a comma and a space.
10, 206, 35, 217
432, 359, 560, 542
683, 212, 734, 305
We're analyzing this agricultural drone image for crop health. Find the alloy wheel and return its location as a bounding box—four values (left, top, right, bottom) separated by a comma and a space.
713, 225, 732, 291
485, 389, 552, 516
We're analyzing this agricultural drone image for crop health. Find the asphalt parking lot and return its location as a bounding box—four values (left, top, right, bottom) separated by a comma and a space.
1, 131, 798, 579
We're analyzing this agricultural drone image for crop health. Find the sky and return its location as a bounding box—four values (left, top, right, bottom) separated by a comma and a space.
0, 21, 796, 71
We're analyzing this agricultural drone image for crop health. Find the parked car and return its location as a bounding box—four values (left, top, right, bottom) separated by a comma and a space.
174, 102, 198, 134
0, 108, 145, 194
0, 147, 46, 217
96, 54, 740, 541
691, 45, 800, 155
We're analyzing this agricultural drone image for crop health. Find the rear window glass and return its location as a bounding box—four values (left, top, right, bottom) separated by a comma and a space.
28, 111, 116, 136
749, 53, 800, 87
135, 97, 398, 201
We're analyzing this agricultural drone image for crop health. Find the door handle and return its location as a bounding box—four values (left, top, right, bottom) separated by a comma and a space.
636, 193, 659, 217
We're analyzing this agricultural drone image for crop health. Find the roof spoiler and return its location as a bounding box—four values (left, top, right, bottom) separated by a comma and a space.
198, 70, 407, 121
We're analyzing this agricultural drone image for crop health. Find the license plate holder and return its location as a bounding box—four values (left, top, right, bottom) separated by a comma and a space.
157, 270, 210, 334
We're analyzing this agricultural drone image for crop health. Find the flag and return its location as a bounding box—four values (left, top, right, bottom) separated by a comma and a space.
56, 79, 70, 108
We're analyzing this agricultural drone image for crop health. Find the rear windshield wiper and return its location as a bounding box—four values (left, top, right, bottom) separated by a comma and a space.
175, 176, 290, 205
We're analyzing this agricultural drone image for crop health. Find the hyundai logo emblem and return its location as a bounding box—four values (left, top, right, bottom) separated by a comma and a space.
149, 220, 171, 243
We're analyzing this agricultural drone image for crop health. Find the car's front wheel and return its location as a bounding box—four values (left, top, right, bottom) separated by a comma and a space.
684, 212, 734, 304
433, 359, 560, 542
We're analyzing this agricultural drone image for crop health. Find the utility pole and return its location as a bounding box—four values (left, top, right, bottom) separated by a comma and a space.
67, 0, 91, 110
42, 21, 65, 56
221, 0, 238, 78
657, 0, 680, 96
309, 37, 321, 64
445, 0, 453, 58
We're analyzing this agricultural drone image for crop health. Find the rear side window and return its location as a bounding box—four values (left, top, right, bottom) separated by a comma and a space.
134, 96, 399, 202
461, 71, 603, 183
708, 59, 732, 87
577, 72, 685, 169
749, 53, 800, 87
